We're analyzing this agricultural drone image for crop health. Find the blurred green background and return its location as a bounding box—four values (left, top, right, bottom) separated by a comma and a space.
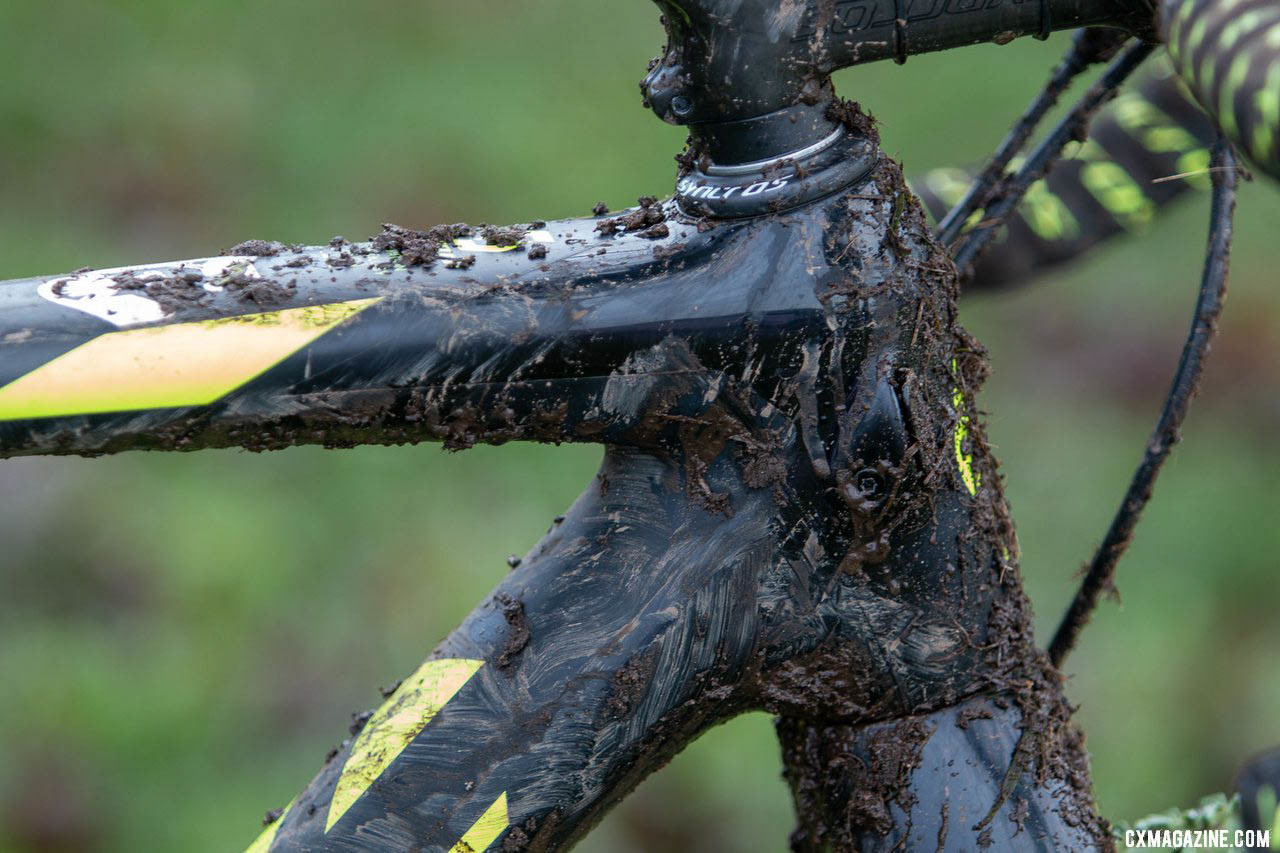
1, 2, 1277, 851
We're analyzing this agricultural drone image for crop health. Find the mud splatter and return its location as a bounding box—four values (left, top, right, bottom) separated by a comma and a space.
595, 196, 667, 235
225, 239, 284, 257
497, 594, 530, 668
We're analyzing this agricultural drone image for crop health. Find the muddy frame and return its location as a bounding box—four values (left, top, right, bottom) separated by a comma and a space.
0, 0, 1256, 850
0, 165, 1109, 853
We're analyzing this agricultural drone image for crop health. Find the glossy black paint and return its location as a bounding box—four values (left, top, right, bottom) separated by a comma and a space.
0, 164, 1102, 852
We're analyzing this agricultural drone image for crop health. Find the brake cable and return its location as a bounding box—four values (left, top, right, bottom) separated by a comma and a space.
937, 34, 1240, 664
1048, 137, 1238, 666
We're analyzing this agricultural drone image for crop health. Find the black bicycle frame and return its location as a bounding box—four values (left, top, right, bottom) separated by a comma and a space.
0, 0, 1182, 850
0, 177, 1105, 852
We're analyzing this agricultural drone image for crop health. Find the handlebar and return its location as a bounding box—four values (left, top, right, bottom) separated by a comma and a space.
1160, 0, 1280, 182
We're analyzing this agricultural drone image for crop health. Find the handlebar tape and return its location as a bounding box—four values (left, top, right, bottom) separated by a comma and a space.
1161, 0, 1280, 181
914, 59, 1218, 290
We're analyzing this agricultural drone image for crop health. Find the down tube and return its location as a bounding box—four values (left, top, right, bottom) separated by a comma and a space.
251, 446, 778, 852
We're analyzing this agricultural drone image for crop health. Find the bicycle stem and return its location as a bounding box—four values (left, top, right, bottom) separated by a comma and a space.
644, 0, 1148, 126
647, 0, 1149, 218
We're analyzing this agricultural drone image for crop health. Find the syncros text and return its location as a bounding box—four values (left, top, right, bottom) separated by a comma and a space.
792, 0, 1033, 40
676, 177, 790, 200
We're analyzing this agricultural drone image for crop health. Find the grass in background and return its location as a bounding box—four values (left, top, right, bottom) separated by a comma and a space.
1, 3, 1278, 850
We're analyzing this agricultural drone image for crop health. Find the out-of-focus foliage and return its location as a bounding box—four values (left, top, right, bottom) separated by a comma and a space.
0, 3, 1277, 851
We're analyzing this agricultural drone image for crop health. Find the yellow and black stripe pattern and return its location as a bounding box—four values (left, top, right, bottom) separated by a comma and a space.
245, 659, 513, 853
1161, 0, 1280, 182
915, 61, 1218, 290
0, 299, 379, 422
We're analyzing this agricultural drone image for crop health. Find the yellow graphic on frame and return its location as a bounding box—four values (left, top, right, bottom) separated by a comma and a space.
449, 792, 509, 853
325, 658, 484, 832
0, 298, 380, 421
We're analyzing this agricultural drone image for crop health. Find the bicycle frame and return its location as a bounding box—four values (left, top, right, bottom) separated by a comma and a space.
0, 169, 1106, 853
2, 0, 1272, 850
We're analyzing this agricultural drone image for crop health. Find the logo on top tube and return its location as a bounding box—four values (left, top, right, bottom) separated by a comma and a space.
38, 257, 263, 328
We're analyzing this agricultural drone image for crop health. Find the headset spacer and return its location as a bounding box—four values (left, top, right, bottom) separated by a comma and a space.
676, 129, 878, 219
